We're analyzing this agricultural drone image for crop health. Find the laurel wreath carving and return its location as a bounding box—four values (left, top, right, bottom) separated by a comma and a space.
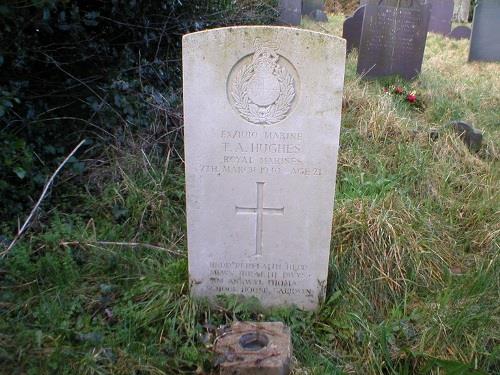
231, 63, 295, 125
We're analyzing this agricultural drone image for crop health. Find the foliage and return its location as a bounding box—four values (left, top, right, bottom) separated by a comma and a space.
0, 0, 277, 234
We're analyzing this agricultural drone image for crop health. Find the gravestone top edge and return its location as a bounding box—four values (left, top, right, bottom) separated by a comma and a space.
182, 25, 346, 46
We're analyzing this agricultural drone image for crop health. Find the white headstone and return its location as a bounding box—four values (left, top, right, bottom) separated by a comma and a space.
183, 26, 345, 310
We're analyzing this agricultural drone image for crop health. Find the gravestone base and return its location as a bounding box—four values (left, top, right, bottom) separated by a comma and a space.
214, 322, 292, 375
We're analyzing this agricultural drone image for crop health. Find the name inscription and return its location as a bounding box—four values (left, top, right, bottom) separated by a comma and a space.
199, 129, 323, 177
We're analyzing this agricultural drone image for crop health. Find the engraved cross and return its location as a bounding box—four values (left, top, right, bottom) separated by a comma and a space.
236, 182, 284, 257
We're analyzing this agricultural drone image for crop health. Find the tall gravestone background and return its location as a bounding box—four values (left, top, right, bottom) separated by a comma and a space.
357, 0, 431, 80
469, 0, 500, 62
279, 0, 302, 26
183, 26, 346, 310
342, 6, 366, 54
453, 0, 470, 22
428, 0, 454, 35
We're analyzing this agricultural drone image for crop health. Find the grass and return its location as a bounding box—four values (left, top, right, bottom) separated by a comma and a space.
1, 14, 499, 375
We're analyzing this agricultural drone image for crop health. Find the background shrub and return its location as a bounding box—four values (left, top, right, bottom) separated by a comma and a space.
0, 0, 277, 234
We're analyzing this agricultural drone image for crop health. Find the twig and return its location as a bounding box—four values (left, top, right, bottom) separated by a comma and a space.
59, 240, 185, 257
1, 139, 87, 258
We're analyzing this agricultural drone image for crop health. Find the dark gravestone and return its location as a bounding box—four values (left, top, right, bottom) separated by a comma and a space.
302, 0, 324, 15
302, 0, 328, 22
428, 0, 454, 35
357, 0, 431, 80
310, 8, 328, 22
278, 0, 302, 26
343, 6, 366, 53
469, 0, 500, 62
448, 25, 471, 40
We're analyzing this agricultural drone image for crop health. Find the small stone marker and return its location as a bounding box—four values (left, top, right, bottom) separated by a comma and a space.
428, 0, 454, 35
448, 121, 483, 151
278, 0, 302, 26
453, 0, 470, 22
342, 6, 366, 54
448, 25, 471, 40
357, 0, 431, 80
214, 322, 292, 375
183, 26, 345, 310
469, 0, 500, 62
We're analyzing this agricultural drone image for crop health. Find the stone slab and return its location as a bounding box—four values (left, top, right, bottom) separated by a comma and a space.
278, 0, 302, 26
468, 0, 500, 62
357, 0, 431, 80
342, 6, 366, 53
448, 25, 471, 40
214, 322, 292, 375
183, 26, 345, 310
428, 0, 454, 35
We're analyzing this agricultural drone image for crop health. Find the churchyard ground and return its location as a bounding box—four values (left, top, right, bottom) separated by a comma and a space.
1, 12, 499, 375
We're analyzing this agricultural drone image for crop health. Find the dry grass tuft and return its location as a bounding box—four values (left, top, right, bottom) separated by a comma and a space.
332, 195, 455, 310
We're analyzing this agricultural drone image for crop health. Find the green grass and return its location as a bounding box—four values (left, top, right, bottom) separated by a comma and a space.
1, 16, 499, 375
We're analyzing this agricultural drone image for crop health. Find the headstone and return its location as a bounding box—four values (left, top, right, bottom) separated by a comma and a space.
453, 0, 470, 22
469, 0, 500, 62
302, 0, 324, 15
428, 0, 454, 35
342, 6, 366, 53
309, 8, 329, 22
214, 322, 292, 375
278, 0, 302, 26
448, 25, 471, 40
183, 26, 346, 310
357, 0, 431, 80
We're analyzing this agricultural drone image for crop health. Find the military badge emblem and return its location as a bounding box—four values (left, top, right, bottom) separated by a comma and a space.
229, 39, 296, 125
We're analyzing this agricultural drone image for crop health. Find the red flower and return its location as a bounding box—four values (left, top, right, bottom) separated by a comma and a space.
394, 86, 404, 95
406, 92, 417, 103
